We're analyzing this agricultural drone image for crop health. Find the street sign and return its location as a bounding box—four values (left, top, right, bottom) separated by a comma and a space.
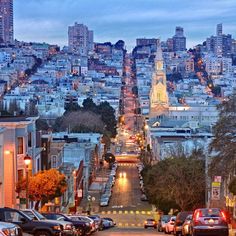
212, 186, 220, 200
212, 182, 221, 187
214, 176, 222, 183
77, 189, 82, 198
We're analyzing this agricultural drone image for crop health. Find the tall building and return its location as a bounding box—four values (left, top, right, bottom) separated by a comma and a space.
172, 26, 186, 52
206, 24, 232, 57
216, 23, 222, 36
68, 22, 93, 55
0, 0, 13, 43
149, 45, 169, 116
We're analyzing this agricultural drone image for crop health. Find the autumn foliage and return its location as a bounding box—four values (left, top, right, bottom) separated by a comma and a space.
16, 169, 67, 203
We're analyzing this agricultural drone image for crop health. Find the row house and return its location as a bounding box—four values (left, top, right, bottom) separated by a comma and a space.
0, 116, 40, 208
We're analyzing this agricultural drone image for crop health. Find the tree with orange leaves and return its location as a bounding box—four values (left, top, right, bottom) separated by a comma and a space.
16, 169, 67, 210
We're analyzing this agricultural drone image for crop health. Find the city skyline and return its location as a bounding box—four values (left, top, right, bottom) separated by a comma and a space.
14, 0, 236, 50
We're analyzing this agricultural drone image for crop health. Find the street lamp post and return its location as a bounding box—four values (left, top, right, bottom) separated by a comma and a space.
24, 154, 32, 209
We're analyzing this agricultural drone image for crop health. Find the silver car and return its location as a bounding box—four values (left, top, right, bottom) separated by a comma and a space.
190, 208, 228, 236
0, 221, 22, 236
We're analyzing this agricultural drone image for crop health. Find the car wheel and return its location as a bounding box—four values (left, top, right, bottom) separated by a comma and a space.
144, 226, 147, 229
35, 231, 50, 236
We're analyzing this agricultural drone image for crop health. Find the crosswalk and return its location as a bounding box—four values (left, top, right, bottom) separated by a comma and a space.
118, 163, 137, 167
100, 210, 152, 215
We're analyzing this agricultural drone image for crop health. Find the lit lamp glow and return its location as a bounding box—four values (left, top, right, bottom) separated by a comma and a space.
24, 154, 32, 208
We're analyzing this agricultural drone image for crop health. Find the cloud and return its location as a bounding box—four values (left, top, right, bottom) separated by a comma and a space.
14, 0, 236, 49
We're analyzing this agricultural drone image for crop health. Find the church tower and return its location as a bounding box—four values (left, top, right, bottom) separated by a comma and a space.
149, 45, 169, 116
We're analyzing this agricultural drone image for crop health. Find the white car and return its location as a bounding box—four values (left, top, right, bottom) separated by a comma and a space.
165, 216, 176, 234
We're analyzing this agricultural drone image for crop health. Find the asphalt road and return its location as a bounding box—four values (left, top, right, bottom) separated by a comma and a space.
102, 163, 150, 211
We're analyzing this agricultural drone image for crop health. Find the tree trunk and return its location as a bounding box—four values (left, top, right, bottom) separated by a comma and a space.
34, 200, 40, 210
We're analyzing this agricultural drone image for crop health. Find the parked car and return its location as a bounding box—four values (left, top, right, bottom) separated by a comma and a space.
22, 209, 75, 236
144, 219, 157, 229
42, 212, 91, 236
102, 218, 116, 227
101, 218, 115, 229
0, 221, 22, 236
182, 214, 192, 236
165, 216, 176, 234
68, 216, 96, 233
87, 215, 103, 231
157, 215, 171, 232
190, 208, 229, 236
173, 211, 192, 236
0, 207, 62, 236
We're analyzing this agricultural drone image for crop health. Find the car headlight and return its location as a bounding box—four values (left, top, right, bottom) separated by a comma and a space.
64, 224, 72, 230
85, 223, 90, 226
2, 229, 10, 236
52, 225, 61, 231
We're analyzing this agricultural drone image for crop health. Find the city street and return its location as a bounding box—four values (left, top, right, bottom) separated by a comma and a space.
104, 163, 150, 211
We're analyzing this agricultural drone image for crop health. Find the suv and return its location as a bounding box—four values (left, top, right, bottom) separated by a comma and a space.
190, 208, 229, 236
0, 221, 22, 236
0, 207, 62, 236
42, 212, 92, 235
22, 209, 76, 236
173, 211, 192, 236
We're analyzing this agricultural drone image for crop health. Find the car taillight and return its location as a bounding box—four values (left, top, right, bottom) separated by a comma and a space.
194, 210, 202, 224
220, 211, 227, 222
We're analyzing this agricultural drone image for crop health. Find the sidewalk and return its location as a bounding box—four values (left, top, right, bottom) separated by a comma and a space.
229, 228, 236, 236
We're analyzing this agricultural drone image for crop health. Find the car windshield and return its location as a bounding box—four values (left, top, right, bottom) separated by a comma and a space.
200, 209, 221, 217
69, 216, 90, 222
162, 215, 171, 222
23, 211, 35, 220
33, 210, 46, 220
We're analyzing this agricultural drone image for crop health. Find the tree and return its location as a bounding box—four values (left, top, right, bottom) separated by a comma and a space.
36, 119, 49, 131
229, 177, 236, 195
143, 146, 205, 211
98, 101, 117, 138
25, 99, 38, 116
16, 169, 67, 210
82, 98, 97, 112
53, 111, 105, 133
104, 153, 116, 168
209, 92, 236, 177
8, 99, 21, 115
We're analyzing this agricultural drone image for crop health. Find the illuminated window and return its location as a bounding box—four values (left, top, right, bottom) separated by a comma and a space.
17, 137, 23, 154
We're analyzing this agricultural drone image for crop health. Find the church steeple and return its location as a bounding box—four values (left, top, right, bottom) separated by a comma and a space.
155, 44, 164, 71
149, 44, 169, 116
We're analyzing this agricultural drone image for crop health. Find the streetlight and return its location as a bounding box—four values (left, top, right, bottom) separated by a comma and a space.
24, 154, 31, 209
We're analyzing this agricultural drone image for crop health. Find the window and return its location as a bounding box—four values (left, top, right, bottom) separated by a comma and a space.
17, 137, 23, 154
4, 211, 25, 223
28, 132, 32, 147
18, 170, 23, 181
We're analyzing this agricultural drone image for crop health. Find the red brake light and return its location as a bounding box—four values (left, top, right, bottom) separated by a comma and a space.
194, 210, 202, 222
221, 211, 227, 222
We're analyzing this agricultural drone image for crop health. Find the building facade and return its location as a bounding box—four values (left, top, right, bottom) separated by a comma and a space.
172, 26, 186, 52
68, 22, 93, 55
0, 0, 13, 43
0, 116, 39, 208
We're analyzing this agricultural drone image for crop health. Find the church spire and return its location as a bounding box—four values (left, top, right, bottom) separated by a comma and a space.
155, 43, 164, 71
